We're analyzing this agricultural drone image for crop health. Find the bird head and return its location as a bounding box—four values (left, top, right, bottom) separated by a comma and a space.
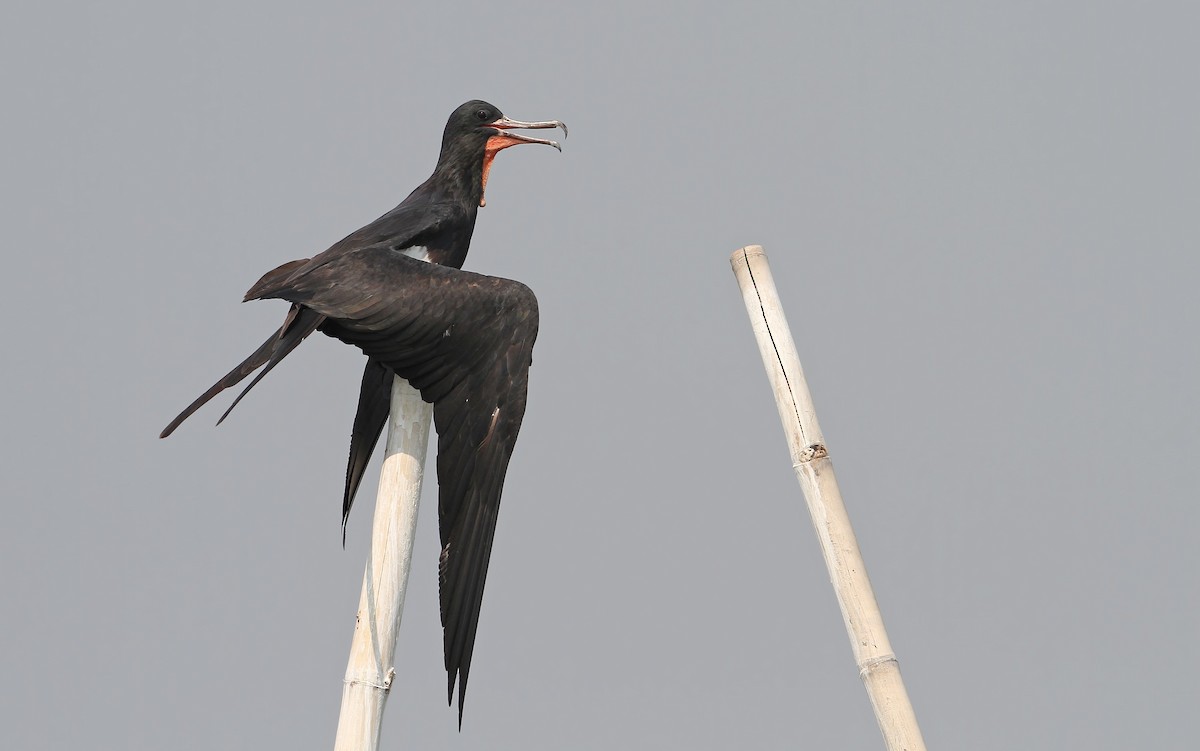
438, 100, 567, 207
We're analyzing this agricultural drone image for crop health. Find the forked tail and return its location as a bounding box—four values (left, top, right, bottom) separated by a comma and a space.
159, 305, 325, 437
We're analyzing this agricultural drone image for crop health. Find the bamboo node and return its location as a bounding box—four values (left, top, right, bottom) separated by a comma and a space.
344, 669, 395, 693
857, 653, 898, 680
793, 443, 828, 464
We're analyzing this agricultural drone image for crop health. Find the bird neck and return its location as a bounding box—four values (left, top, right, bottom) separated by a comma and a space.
432, 144, 488, 208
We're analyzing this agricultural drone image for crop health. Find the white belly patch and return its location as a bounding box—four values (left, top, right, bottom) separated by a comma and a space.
401, 246, 433, 263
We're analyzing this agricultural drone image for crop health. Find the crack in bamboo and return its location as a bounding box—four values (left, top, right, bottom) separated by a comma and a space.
742, 251, 811, 444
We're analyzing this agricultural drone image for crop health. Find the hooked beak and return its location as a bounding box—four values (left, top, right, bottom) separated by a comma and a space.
478, 115, 566, 207
488, 116, 568, 151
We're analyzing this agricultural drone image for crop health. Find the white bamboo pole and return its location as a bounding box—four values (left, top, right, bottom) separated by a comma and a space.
730, 245, 927, 751
333, 377, 434, 751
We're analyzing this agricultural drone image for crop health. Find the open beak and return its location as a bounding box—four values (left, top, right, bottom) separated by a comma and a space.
488, 116, 568, 151
479, 116, 566, 207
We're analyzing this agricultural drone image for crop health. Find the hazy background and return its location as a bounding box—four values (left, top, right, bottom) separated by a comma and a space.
3, 2, 1197, 748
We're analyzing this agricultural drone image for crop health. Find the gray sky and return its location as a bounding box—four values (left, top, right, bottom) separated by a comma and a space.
3, 2, 1197, 749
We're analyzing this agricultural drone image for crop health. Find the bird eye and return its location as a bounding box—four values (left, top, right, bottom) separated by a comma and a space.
475, 108, 490, 121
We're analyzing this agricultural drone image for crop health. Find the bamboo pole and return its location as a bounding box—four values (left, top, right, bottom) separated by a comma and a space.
730, 245, 927, 751
333, 377, 434, 751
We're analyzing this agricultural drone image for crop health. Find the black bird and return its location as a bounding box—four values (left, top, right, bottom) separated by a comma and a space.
160, 100, 565, 722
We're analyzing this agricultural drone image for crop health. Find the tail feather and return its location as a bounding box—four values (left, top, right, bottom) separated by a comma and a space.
160, 305, 325, 438
341, 358, 393, 543
215, 307, 324, 425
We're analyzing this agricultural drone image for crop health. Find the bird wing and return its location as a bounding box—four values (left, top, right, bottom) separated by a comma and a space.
251, 246, 538, 721
161, 192, 451, 439
270, 188, 454, 286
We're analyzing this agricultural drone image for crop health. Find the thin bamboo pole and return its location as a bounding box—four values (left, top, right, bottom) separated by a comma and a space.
730, 245, 927, 751
333, 377, 434, 751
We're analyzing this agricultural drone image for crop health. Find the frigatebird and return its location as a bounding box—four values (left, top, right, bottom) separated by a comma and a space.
160, 100, 565, 722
